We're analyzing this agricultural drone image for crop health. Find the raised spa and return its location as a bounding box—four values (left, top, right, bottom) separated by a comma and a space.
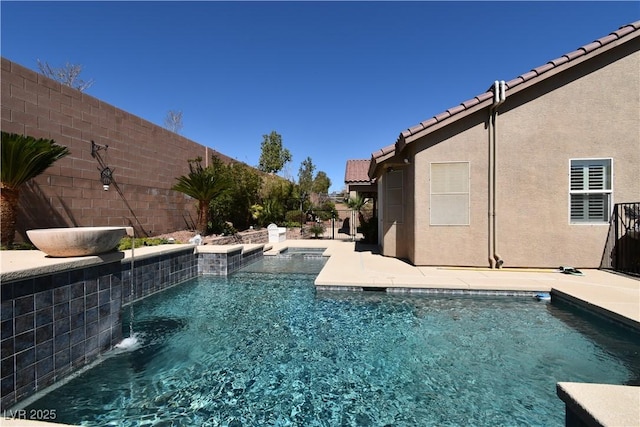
26, 226, 132, 257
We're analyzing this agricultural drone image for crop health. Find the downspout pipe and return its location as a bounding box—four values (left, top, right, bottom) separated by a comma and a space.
488, 98, 495, 268
490, 81, 506, 268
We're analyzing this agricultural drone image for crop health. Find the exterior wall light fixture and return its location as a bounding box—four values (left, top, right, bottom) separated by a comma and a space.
91, 140, 113, 191
100, 166, 113, 191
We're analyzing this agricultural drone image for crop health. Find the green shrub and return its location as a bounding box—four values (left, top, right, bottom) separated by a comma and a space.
1, 242, 36, 250
285, 210, 303, 226
220, 222, 237, 236
118, 237, 171, 250
315, 200, 337, 221
309, 223, 326, 238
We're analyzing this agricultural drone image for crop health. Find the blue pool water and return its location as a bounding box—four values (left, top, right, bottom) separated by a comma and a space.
26, 256, 640, 426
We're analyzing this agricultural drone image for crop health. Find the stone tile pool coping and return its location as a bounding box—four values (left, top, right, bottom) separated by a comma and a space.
2, 241, 639, 426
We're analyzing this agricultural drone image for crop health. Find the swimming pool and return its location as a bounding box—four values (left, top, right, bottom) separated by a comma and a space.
24, 256, 640, 426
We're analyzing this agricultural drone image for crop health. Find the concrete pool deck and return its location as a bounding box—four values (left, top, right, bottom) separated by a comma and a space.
266, 239, 640, 329
2, 239, 639, 426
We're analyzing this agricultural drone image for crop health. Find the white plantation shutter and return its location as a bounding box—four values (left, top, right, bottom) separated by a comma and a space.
570, 159, 612, 223
430, 162, 470, 225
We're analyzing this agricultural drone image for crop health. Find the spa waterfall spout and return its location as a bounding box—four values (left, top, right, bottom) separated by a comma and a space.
116, 227, 140, 350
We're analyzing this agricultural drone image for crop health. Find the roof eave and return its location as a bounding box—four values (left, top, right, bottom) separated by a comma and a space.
402, 95, 494, 146
395, 20, 640, 152
368, 143, 396, 177
502, 28, 640, 99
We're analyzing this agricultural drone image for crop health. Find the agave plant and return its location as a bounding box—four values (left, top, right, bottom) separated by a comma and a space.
172, 157, 229, 235
1, 132, 70, 246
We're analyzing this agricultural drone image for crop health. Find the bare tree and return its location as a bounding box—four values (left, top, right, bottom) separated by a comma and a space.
164, 110, 184, 134
37, 60, 95, 92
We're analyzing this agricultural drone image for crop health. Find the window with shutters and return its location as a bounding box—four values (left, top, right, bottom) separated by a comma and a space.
569, 158, 612, 223
430, 162, 470, 225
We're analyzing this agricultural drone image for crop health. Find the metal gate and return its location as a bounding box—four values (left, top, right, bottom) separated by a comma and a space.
305, 209, 358, 240
601, 202, 640, 276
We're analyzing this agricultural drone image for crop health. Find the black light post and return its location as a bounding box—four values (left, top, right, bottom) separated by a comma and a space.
299, 192, 307, 235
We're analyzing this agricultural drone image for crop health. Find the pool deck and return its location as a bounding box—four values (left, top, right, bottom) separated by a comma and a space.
2, 240, 639, 427
266, 239, 640, 330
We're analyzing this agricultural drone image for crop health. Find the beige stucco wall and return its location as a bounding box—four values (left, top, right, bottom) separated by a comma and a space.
410, 113, 490, 266
495, 46, 640, 268
381, 39, 640, 268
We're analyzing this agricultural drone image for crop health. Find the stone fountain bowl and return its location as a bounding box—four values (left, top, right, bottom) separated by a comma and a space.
26, 227, 130, 257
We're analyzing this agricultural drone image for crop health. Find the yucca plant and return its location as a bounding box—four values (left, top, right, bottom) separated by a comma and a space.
1, 132, 70, 246
309, 222, 326, 238
172, 157, 229, 235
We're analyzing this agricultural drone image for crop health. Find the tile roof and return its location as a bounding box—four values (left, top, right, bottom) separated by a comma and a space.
344, 159, 372, 183
370, 20, 640, 174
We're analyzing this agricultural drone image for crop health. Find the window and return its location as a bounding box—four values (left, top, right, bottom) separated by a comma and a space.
570, 158, 612, 223
430, 162, 470, 225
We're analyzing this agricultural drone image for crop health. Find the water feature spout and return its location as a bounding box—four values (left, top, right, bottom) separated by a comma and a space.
128, 228, 135, 338
114, 334, 140, 351
115, 226, 141, 350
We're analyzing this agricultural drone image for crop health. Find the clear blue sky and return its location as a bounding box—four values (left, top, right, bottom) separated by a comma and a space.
2, 1, 638, 192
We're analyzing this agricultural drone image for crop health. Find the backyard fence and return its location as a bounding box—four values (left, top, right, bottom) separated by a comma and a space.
301, 209, 357, 240
601, 202, 640, 276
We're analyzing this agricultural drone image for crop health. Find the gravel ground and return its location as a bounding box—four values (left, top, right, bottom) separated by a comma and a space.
151, 228, 269, 244
151, 230, 210, 244
151, 226, 317, 244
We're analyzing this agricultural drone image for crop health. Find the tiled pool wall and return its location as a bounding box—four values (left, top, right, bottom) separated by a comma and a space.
121, 248, 198, 305
197, 245, 264, 276
1, 245, 264, 410
550, 290, 640, 334
1, 261, 124, 411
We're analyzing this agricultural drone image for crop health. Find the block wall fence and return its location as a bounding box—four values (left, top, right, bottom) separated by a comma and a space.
1, 57, 237, 240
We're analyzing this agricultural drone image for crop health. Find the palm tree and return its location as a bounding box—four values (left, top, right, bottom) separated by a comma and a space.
346, 195, 379, 243
346, 194, 368, 213
1, 132, 70, 246
172, 157, 229, 235
261, 197, 285, 226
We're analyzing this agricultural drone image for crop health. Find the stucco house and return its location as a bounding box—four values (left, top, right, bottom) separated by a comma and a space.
345, 159, 376, 199
366, 21, 640, 268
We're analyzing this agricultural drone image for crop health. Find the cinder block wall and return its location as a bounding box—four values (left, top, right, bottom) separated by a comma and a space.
1, 57, 236, 239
